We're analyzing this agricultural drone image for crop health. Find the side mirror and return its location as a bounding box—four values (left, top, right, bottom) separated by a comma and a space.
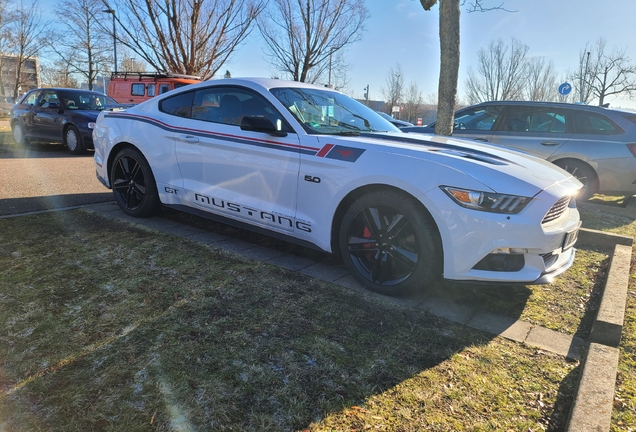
240, 115, 287, 137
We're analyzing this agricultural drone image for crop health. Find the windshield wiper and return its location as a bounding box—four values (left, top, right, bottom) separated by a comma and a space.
330, 131, 360, 136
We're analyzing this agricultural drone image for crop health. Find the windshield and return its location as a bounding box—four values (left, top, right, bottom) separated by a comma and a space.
58, 92, 118, 111
270, 87, 400, 135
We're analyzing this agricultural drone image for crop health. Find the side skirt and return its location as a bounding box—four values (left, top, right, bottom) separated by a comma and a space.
163, 203, 326, 253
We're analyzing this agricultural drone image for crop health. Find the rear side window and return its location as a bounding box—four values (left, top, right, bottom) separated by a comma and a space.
147, 84, 156, 97
454, 106, 502, 131
159, 91, 194, 118
574, 111, 623, 135
500, 106, 568, 133
159, 84, 171, 94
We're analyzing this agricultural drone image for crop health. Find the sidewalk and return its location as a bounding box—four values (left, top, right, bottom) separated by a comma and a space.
77, 200, 633, 432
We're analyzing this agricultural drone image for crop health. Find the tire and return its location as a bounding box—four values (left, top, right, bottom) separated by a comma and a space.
111, 147, 161, 217
64, 125, 85, 154
339, 190, 441, 296
11, 122, 29, 146
553, 159, 598, 200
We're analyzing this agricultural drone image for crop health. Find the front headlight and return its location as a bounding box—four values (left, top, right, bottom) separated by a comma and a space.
441, 186, 531, 214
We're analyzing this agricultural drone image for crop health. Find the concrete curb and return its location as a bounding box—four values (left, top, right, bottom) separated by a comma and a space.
566, 343, 620, 432
566, 240, 632, 430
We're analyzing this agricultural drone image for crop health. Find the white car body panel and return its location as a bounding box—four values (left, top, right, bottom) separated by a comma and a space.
93, 77, 582, 287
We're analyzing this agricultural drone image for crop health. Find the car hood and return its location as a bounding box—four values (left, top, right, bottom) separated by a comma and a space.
356, 131, 582, 197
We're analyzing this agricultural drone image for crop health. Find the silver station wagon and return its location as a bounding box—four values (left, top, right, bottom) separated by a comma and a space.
403, 101, 636, 199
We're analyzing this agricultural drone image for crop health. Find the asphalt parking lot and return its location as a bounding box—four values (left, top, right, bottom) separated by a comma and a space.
0, 123, 112, 215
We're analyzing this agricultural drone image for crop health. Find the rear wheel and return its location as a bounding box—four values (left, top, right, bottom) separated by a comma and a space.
111, 147, 161, 217
11, 122, 29, 146
554, 159, 598, 200
64, 125, 85, 154
339, 190, 441, 296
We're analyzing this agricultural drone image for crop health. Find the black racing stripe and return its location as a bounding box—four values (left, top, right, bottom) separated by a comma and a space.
360, 132, 515, 165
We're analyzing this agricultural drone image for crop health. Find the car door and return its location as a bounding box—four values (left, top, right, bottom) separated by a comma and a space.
33, 90, 64, 141
16, 90, 41, 139
173, 86, 302, 233
450, 105, 501, 143
488, 105, 574, 159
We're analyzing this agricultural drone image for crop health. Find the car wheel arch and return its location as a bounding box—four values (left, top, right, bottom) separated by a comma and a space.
551, 157, 599, 198
329, 184, 443, 258
107, 142, 143, 186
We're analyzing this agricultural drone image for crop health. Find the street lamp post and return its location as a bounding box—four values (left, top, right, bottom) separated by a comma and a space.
328, 47, 336, 89
103, 8, 117, 74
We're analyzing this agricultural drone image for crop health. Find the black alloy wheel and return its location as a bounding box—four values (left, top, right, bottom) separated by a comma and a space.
554, 159, 598, 200
111, 147, 161, 217
339, 190, 440, 296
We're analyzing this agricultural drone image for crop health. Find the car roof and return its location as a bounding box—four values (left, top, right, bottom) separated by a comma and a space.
182, 77, 335, 93
28, 88, 106, 95
469, 100, 634, 115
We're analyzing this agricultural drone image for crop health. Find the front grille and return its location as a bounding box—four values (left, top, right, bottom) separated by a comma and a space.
542, 196, 571, 224
541, 252, 558, 269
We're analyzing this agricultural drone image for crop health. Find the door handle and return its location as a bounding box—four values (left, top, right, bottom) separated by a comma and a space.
473, 138, 489, 142
541, 141, 560, 146
177, 135, 199, 144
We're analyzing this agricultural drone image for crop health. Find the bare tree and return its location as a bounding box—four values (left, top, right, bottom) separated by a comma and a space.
257, 0, 368, 84
381, 64, 404, 117
0, 0, 17, 95
6, 0, 46, 98
524, 56, 558, 101
465, 38, 529, 103
402, 81, 424, 123
42, 0, 111, 90
104, 0, 265, 79
571, 38, 636, 106
420, 0, 510, 136
40, 59, 79, 88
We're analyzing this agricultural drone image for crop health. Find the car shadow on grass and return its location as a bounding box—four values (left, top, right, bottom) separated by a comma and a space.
0, 209, 579, 431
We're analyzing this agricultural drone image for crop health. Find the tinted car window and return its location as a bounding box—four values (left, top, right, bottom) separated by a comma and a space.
39, 90, 59, 107
574, 111, 623, 135
191, 87, 293, 131
454, 105, 502, 131
501, 106, 569, 133
159, 91, 194, 118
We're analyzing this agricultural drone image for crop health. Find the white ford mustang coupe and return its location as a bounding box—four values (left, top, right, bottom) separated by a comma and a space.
93, 78, 582, 296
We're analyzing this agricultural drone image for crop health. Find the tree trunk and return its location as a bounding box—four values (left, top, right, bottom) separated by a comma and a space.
435, 0, 460, 136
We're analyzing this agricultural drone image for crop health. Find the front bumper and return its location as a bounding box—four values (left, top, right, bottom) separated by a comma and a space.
426, 187, 581, 284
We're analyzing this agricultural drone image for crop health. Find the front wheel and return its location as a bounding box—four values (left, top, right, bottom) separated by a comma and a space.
553, 159, 598, 200
339, 190, 441, 296
64, 125, 85, 154
111, 147, 161, 217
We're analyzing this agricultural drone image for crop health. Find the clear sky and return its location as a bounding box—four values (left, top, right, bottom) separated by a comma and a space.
223, 0, 636, 109
37, 0, 636, 109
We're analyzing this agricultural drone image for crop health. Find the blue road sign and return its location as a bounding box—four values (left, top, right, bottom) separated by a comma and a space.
558, 82, 572, 96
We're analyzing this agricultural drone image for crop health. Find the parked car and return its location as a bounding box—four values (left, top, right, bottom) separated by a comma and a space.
376, 111, 414, 128
93, 78, 581, 296
10, 88, 120, 154
0, 95, 14, 118
402, 101, 636, 199
108, 71, 201, 104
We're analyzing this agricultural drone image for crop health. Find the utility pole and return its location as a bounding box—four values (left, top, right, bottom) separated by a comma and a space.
363, 84, 369, 105
581, 51, 591, 104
